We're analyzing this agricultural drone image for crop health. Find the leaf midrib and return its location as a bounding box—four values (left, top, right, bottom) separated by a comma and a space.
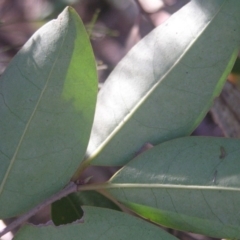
79, 183, 240, 193
0, 19, 69, 195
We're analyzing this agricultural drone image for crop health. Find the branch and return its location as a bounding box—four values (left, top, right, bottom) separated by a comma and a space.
0, 182, 78, 238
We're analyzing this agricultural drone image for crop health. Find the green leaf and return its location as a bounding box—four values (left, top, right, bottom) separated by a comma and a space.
51, 193, 84, 226
14, 207, 178, 240
0, 7, 97, 218
107, 137, 240, 239
51, 190, 121, 226
83, 0, 240, 166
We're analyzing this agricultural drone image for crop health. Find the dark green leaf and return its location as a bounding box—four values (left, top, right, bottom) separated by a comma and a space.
51, 190, 121, 226
51, 194, 84, 226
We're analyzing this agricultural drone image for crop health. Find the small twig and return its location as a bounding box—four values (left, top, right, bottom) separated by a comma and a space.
0, 20, 43, 28
0, 182, 78, 238
87, 8, 101, 38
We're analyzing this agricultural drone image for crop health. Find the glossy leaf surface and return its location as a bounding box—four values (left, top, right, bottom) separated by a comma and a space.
84, 0, 240, 166
108, 137, 240, 239
51, 190, 121, 226
0, 7, 97, 218
14, 207, 178, 240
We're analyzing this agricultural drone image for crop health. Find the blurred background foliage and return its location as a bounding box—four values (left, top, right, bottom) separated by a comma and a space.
0, 0, 189, 80
1, 1, 240, 240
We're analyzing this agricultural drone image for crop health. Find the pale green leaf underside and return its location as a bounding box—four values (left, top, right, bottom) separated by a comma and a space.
84, 0, 240, 166
108, 137, 240, 239
0, 7, 97, 218
14, 207, 178, 240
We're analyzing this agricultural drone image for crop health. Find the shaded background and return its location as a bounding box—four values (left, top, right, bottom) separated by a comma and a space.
1, 0, 240, 239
